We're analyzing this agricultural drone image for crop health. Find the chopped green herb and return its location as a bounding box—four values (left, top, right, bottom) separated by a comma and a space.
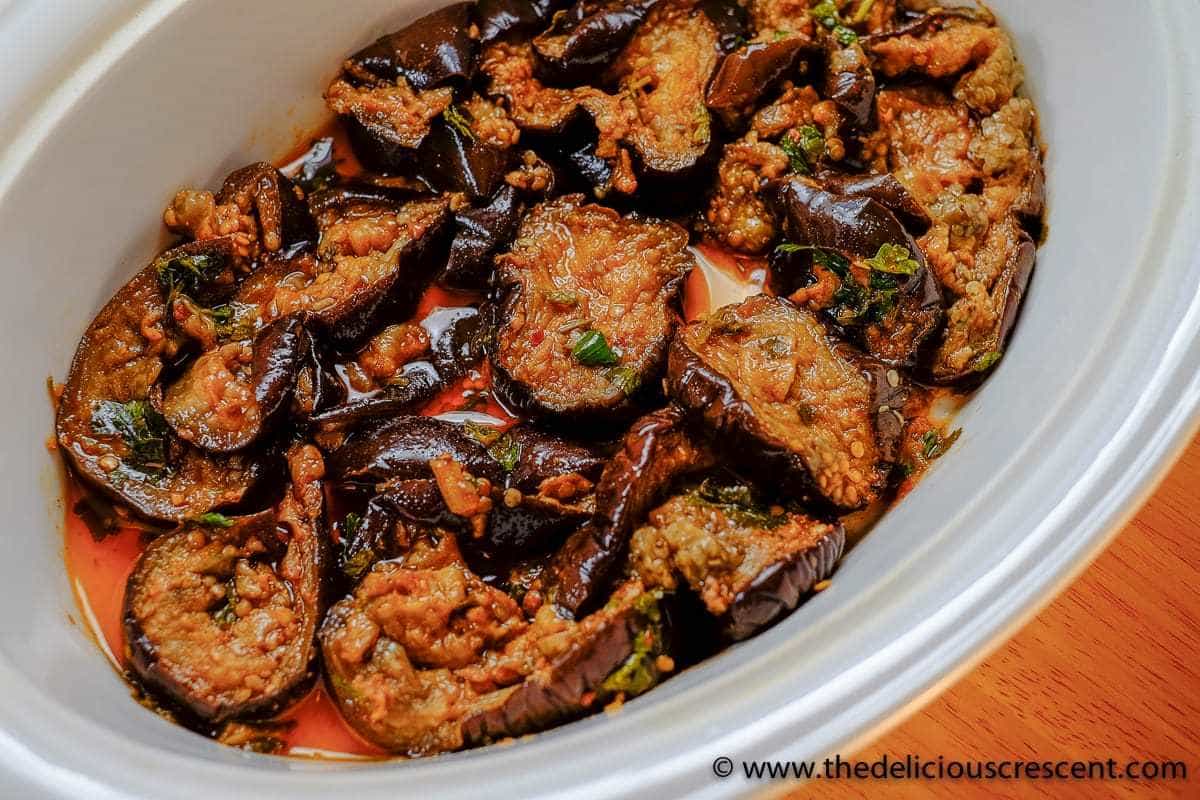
342, 546, 376, 582
212, 579, 239, 626
810, 1, 839, 27
779, 125, 824, 175
545, 289, 579, 307
572, 330, 619, 367
833, 24, 858, 45
463, 419, 503, 447
487, 433, 522, 473
190, 512, 235, 528
606, 365, 641, 396
971, 350, 1003, 373
851, 0, 876, 24
865, 243, 921, 276
897, 462, 915, 479
600, 593, 663, 696
922, 428, 962, 460
773, 29, 790, 41
689, 477, 787, 528
774, 241, 810, 255
155, 252, 227, 298
443, 104, 475, 141
342, 512, 362, 540
91, 400, 169, 471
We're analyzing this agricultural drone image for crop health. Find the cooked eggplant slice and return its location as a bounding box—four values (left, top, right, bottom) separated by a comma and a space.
461, 580, 667, 744
476, 0, 561, 45
442, 186, 523, 291
325, 65, 455, 175
480, 42, 584, 136
668, 295, 887, 511
161, 317, 307, 453
532, 0, 659, 85
348, 3, 477, 92
56, 265, 271, 523
332, 417, 600, 574
768, 177, 944, 367
330, 415, 501, 487
312, 308, 487, 427
628, 482, 844, 640
866, 15, 1021, 116
321, 534, 665, 753
491, 195, 694, 424
548, 405, 715, 617
705, 37, 813, 129
698, 0, 749, 54
606, 0, 724, 182
124, 445, 328, 723
163, 164, 315, 263
297, 193, 452, 347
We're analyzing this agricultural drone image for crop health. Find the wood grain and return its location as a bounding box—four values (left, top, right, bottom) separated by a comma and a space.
789, 433, 1200, 799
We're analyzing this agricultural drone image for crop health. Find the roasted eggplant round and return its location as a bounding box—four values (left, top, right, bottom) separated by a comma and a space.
668, 295, 888, 511
123, 445, 328, 723
490, 195, 694, 424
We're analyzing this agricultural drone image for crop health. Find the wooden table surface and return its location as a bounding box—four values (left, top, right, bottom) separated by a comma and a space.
790, 433, 1200, 799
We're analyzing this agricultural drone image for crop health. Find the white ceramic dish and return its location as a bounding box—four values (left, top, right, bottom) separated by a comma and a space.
1, 1, 1198, 797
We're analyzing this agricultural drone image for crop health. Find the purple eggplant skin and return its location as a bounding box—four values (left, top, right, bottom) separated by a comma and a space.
291, 330, 347, 419
424, 306, 489, 377
217, 163, 317, 258
441, 186, 523, 291
705, 38, 813, 128
462, 583, 664, 745
698, 0, 749, 54
722, 522, 844, 641
123, 446, 328, 724
547, 405, 716, 617
312, 199, 454, 350
329, 415, 503, 488
475, 0, 560, 45
531, 0, 659, 85
505, 425, 605, 494
310, 361, 443, 429
349, 3, 477, 91
339, 478, 461, 580
824, 41, 876, 131
416, 121, 514, 201
311, 307, 487, 428
813, 170, 930, 233
307, 181, 429, 218
768, 177, 944, 368
156, 236, 241, 307
932, 233, 1036, 385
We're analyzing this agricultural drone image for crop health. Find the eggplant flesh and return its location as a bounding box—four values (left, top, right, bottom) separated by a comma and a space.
303, 195, 453, 348
124, 446, 328, 723
667, 295, 887, 512
55, 264, 270, 523
767, 177, 944, 368
547, 404, 715, 617
321, 540, 664, 754
490, 195, 694, 425
215, 163, 317, 257
161, 317, 308, 453
607, 0, 723, 182
628, 488, 844, 640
